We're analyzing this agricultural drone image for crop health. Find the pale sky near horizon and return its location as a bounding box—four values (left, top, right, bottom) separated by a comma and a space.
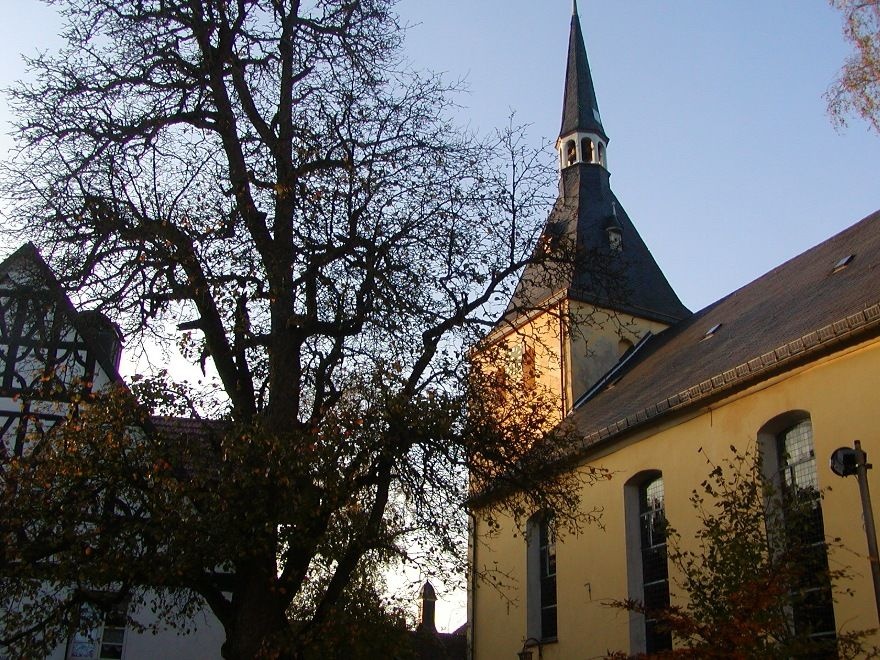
0, 0, 878, 632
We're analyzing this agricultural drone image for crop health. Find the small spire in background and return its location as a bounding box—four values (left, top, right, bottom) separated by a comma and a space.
417, 580, 437, 633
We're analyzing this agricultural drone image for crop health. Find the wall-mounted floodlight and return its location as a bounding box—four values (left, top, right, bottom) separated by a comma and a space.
830, 440, 880, 623
517, 637, 543, 660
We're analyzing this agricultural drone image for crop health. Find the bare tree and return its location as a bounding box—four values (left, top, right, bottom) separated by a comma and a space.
0, 1, 603, 658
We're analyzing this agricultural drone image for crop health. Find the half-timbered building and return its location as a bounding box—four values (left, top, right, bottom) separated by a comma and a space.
0, 244, 225, 659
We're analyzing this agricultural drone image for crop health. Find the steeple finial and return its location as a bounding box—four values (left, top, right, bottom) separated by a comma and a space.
573, 0, 578, 17
559, 5, 605, 140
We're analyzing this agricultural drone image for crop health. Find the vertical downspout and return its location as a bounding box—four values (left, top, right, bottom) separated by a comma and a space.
467, 511, 478, 660
558, 302, 569, 416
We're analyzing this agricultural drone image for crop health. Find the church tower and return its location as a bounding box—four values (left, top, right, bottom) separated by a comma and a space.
493, 2, 690, 419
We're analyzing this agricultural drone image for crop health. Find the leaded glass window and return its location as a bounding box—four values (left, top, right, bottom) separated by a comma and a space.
777, 419, 836, 645
639, 476, 671, 653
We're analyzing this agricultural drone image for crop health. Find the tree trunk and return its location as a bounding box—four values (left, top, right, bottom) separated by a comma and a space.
222, 563, 291, 660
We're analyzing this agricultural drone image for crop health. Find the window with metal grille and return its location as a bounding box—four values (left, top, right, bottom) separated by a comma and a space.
639, 476, 671, 653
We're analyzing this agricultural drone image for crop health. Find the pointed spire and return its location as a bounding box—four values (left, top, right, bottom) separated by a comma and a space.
501, 9, 689, 328
560, 5, 606, 140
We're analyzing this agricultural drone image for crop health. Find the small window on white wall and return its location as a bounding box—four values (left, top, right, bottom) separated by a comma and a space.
527, 511, 558, 641
67, 601, 128, 660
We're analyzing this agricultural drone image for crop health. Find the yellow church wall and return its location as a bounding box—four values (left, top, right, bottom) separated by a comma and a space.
472, 336, 880, 658
486, 301, 672, 428
486, 306, 563, 419
564, 300, 672, 410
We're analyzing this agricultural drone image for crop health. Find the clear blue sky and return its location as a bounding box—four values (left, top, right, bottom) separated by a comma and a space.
1, 0, 878, 313
0, 0, 877, 631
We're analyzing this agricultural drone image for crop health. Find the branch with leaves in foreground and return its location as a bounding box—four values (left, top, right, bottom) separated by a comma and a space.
607, 445, 878, 659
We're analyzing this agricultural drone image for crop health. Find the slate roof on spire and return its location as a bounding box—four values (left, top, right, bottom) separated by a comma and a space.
560, 2, 606, 139
495, 7, 688, 334
499, 166, 690, 327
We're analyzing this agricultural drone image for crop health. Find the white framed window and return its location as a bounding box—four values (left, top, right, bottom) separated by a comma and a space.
67, 601, 128, 660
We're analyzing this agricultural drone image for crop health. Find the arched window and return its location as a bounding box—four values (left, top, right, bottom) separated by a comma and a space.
565, 140, 577, 167
625, 472, 671, 654
581, 137, 595, 163
597, 142, 606, 167
759, 414, 836, 646
527, 511, 557, 641
608, 226, 623, 252
639, 476, 671, 652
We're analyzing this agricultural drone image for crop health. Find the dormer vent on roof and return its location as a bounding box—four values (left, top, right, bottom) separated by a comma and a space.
702, 323, 723, 341
831, 254, 855, 273
605, 202, 623, 252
